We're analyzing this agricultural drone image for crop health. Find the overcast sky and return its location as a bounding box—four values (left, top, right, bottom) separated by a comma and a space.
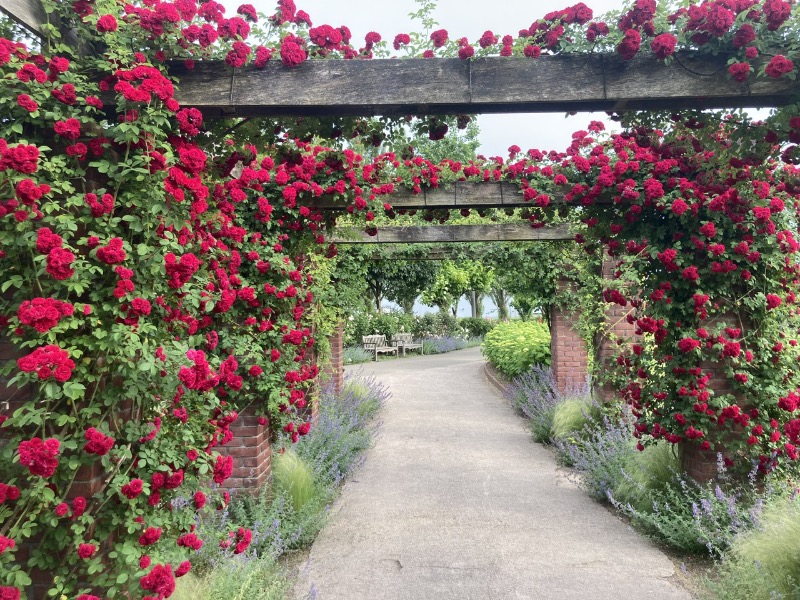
233, 0, 629, 156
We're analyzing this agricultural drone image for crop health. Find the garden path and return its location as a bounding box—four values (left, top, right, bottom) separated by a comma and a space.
293, 347, 693, 600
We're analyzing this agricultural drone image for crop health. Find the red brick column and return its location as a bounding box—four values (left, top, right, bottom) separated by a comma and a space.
219, 405, 271, 490
595, 255, 639, 402
322, 322, 344, 394
550, 304, 588, 395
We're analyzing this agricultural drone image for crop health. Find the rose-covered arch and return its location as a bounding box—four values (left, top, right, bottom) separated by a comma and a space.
2, 0, 800, 597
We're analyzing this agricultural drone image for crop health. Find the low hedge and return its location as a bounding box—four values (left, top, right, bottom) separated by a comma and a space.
482, 320, 551, 377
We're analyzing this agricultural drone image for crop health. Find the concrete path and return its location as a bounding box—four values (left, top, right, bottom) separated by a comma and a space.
294, 347, 693, 600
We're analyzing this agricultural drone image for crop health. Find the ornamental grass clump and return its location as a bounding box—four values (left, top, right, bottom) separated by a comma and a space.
611, 440, 681, 513
272, 450, 317, 514
172, 556, 290, 600
343, 346, 373, 365
550, 396, 601, 442
721, 493, 800, 598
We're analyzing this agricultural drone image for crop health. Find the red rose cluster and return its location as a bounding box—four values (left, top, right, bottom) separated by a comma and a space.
17, 345, 75, 381
18, 437, 60, 477
18, 297, 74, 332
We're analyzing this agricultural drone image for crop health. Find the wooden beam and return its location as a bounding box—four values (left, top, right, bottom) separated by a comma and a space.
170, 53, 798, 118
308, 182, 531, 211
330, 223, 572, 244
1, 0, 47, 37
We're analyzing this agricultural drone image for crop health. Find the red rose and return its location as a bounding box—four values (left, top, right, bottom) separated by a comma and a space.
387, 33, 409, 52
766, 294, 782, 310
430, 29, 448, 48
96, 14, 117, 32
18, 437, 60, 477
280, 36, 307, 68
77, 543, 96, 559
650, 33, 676, 59
765, 55, 794, 78
16, 94, 38, 112
728, 62, 751, 82
83, 427, 114, 455
140, 564, 175, 597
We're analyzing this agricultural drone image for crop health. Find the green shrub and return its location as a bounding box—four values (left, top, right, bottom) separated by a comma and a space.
272, 450, 317, 513
460, 317, 495, 338
709, 495, 800, 599
481, 320, 551, 377
172, 556, 289, 600
413, 312, 462, 339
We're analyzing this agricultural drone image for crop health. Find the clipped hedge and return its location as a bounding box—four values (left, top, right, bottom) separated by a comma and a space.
481, 320, 550, 377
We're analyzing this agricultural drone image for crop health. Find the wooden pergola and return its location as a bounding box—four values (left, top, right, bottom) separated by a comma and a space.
4, 0, 798, 249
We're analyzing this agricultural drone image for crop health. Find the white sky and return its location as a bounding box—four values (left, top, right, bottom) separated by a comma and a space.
234, 0, 629, 155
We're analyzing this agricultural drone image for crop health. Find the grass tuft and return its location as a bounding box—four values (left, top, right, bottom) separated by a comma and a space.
272, 449, 317, 513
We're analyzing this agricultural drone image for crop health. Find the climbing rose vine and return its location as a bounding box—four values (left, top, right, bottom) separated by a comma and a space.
1, 0, 800, 597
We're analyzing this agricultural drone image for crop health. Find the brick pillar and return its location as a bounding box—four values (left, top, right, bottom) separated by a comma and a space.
550, 303, 588, 396
322, 322, 344, 394
219, 405, 271, 491
681, 312, 750, 482
595, 254, 639, 402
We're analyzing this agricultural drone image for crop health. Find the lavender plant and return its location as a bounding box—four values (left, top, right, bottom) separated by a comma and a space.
188, 371, 389, 576
504, 366, 590, 443
422, 335, 481, 354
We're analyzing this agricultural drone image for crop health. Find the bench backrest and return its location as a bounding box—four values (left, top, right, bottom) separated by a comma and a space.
362, 334, 387, 348
391, 333, 414, 343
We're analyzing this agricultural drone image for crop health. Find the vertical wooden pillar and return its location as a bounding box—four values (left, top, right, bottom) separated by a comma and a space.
219, 405, 271, 490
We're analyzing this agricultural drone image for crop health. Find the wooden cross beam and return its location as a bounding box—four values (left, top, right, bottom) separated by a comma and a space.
1, 0, 48, 37
329, 223, 572, 244
171, 53, 798, 118
308, 182, 531, 211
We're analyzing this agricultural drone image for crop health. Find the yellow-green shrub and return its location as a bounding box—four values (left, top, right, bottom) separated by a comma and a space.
481, 320, 550, 377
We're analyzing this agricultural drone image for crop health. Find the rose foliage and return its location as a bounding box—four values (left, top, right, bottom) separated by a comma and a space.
1, 0, 800, 597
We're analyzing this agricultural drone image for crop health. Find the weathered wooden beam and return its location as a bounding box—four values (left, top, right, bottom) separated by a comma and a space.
359, 246, 496, 260
170, 53, 798, 118
1, 0, 47, 37
308, 182, 530, 211
330, 223, 572, 244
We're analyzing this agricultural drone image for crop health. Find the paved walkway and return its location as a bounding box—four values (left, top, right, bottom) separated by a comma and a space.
294, 347, 693, 600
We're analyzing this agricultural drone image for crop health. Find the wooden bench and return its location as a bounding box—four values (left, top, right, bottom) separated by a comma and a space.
362, 334, 398, 361
390, 333, 424, 357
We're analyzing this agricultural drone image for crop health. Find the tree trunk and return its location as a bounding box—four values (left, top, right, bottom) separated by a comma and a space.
490, 287, 509, 320
400, 298, 415, 314
475, 293, 485, 319
469, 291, 477, 318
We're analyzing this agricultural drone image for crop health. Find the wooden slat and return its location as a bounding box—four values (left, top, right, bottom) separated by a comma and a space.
1, 0, 47, 37
307, 182, 530, 210
330, 223, 572, 244
170, 53, 799, 118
